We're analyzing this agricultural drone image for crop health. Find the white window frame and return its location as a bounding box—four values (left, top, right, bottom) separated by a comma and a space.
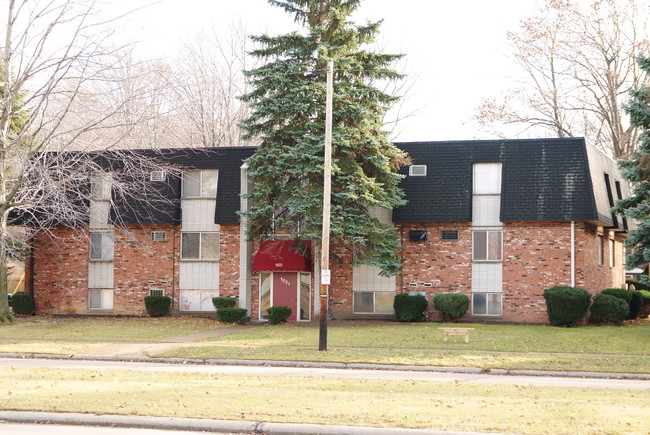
181, 232, 220, 261
472, 292, 502, 316
609, 238, 615, 269
472, 230, 502, 261
182, 169, 218, 198
352, 291, 395, 315
598, 235, 604, 266
90, 232, 114, 261
89, 288, 113, 310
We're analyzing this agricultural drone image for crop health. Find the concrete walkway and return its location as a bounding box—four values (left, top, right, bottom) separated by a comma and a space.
79, 325, 254, 357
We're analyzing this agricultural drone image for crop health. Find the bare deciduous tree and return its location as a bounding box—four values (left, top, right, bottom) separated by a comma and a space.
0, 0, 179, 322
475, 0, 649, 158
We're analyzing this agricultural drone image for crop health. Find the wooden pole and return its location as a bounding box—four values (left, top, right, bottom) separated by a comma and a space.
319, 61, 333, 351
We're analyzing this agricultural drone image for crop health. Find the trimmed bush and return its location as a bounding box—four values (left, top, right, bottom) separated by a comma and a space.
212, 296, 236, 309
543, 286, 591, 326
11, 292, 34, 315
629, 291, 644, 319
393, 293, 428, 322
601, 288, 633, 304
626, 279, 650, 291
216, 307, 248, 324
267, 306, 292, 324
433, 293, 470, 322
637, 290, 650, 318
144, 295, 171, 317
589, 293, 629, 324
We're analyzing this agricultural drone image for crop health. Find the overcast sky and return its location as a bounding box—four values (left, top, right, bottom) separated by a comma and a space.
117, 0, 541, 142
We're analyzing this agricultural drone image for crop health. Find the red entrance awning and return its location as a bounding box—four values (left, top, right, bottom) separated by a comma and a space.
252, 240, 312, 272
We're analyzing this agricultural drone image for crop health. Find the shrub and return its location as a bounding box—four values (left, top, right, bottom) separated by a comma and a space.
212, 297, 236, 309
543, 286, 591, 326
629, 291, 644, 319
600, 288, 633, 304
393, 293, 428, 322
216, 307, 248, 324
267, 306, 292, 324
11, 292, 34, 315
433, 293, 470, 322
144, 295, 171, 317
589, 293, 629, 324
626, 279, 650, 291
637, 290, 650, 318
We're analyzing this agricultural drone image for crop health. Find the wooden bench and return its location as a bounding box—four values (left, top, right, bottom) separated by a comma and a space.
438, 327, 475, 343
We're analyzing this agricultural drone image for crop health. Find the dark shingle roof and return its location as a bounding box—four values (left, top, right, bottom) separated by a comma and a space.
393, 138, 627, 229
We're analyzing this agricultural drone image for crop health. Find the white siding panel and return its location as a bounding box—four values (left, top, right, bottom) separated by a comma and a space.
471, 262, 502, 293
89, 201, 110, 229
180, 261, 219, 290
368, 207, 392, 225
473, 195, 502, 227
353, 264, 396, 292
181, 199, 220, 232
88, 262, 114, 289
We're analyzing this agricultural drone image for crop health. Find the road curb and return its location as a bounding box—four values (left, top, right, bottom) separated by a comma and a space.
1, 352, 649, 380
0, 411, 502, 435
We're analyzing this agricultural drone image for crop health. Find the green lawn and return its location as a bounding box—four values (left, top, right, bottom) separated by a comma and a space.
1, 366, 648, 434
1, 316, 649, 373
0, 316, 224, 341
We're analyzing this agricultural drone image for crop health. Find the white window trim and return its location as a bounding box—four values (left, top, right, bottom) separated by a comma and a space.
88, 288, 113, 310
90, 232, 114, 261
472, 229, 503, 262
180, 231, 220, 261
471, 292, 502, 316
352, 291, 395, 315
181, 169, 218, 199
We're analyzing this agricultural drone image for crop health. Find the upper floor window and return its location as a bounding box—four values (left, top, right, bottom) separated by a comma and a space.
90, 232, 114, 261
91, 173, 112, 200
181, 232, 219, 260
473, 230, 502, 261
182, 170, 218, 198
473, 163, 502, 195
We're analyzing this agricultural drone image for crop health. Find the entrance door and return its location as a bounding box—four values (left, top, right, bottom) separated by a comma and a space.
272, 272, 298, 321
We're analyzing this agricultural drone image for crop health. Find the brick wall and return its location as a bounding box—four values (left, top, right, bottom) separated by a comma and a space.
219, 224, 240, 299
32, 228, 89, 314
113, 226, 176, 316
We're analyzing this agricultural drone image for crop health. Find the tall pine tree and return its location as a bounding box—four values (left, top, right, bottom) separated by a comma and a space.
240, 0, 408, 275
614, 56, 650, 272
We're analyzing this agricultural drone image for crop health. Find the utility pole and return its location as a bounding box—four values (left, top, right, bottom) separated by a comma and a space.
319, 60, 333, 351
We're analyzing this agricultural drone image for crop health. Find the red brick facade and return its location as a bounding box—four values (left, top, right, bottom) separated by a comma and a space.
29, 219, 626, 323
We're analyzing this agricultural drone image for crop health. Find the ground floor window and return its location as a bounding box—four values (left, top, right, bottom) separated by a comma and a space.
353, 291, 395, 314
259, 272, 311, 321
89, 288, 113, 310
472, 293, 502, 316
180, 289, 218, 311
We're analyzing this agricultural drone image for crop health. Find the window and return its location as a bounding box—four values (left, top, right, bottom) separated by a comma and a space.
353, 291, 395, 314
91, 173, 111, 200
472, 230, 502, 261
89, 289, 113, 310
473, 163, 501, 194
472, 293, 501, 316
182, 170, 218, 198
609, 238, 615, 268
149, 289, 165, 297
409, 165, 427, 176
598, 235, 604, 266
181, 232, 219, 260
90, 233, 114, 261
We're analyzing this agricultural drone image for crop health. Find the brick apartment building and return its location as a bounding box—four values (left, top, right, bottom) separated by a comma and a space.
26, 138, 630, 323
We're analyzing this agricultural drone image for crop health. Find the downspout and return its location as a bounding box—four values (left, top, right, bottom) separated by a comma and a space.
571, 221, 575, 287
29, 243, 35, 315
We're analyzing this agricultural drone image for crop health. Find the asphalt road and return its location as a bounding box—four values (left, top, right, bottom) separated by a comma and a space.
1, 357, 648, 390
